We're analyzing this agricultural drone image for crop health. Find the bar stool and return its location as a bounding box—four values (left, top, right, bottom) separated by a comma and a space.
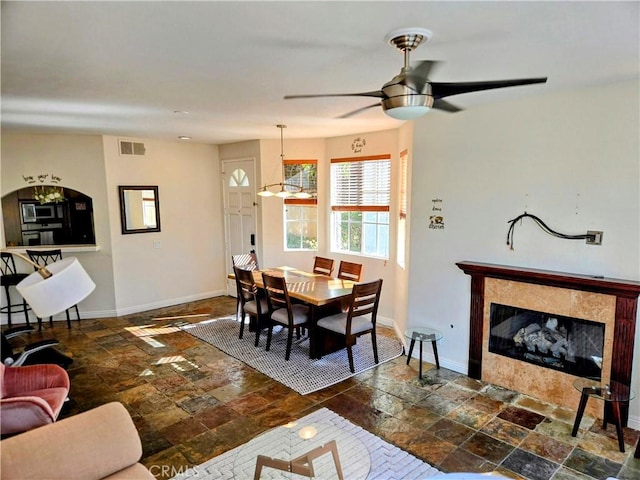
1, 252, 31, 327
26, 249, 81, 329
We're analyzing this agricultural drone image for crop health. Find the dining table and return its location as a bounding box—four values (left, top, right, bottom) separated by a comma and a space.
230, 266, 356, 358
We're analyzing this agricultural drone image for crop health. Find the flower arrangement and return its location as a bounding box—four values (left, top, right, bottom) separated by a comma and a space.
33, 185, 65, 204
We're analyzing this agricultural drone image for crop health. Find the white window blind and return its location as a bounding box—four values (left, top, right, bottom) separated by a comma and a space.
399, 149, 408, 218
331, 154, 391, 212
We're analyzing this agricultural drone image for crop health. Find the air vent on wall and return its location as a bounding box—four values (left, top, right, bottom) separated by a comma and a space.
119, 140, 146, 156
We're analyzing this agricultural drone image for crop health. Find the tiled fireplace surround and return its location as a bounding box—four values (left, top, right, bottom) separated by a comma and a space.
457, 261, 640, 424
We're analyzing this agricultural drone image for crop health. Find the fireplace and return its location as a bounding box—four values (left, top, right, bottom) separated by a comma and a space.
457, 261, 640, 424
489, 303, 604, 380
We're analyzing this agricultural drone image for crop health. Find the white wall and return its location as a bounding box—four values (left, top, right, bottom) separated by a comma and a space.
1, 133, 116, 315
103, 136, 225, 314
408, 80, 640, 427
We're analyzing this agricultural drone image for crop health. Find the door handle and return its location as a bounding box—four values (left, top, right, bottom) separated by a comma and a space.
250, 234, 255, 246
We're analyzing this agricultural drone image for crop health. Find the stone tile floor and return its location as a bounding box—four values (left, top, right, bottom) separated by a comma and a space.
5, 296, 639, 480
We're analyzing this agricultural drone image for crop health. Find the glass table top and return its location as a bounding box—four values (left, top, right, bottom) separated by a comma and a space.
404, 326, 443, 342
573, 378, 635, 403
233, 420, 371, 479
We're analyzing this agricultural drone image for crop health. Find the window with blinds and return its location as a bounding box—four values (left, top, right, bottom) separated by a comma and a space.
284, 159, 317, 205
399, 149, 408, 218
397, 149, 408, 267
330, 154, 391, 258
284, 159, 317, 249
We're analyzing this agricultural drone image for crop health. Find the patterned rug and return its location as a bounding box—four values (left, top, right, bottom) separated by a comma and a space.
171, 407, 442, 480
182, 316, 403, 395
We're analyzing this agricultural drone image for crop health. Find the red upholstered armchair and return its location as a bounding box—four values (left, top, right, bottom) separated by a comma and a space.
0, 363, 70, 435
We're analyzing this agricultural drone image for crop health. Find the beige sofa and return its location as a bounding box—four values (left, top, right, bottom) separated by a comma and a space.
1, 401, 155, 479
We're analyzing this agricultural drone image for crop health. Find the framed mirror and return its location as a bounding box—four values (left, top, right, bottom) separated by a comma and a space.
119, 186, 161, 234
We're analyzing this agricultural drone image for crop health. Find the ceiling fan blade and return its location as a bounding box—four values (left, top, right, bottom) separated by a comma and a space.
430, 77, 547, 99
410, 60, 440, 80
337, 102, 381, 119
284, 90, 385, 100
432, 99, 462, 113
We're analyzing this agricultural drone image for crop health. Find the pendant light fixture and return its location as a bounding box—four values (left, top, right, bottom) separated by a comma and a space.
257, 125, 311, 199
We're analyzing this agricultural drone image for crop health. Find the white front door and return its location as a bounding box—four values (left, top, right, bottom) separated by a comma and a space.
222, 158, 258, 296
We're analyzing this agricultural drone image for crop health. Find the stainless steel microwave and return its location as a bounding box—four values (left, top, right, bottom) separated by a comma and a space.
21, 203, 59, 223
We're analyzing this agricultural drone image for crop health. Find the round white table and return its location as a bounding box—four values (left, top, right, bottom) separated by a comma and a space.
233, 420, 370, 479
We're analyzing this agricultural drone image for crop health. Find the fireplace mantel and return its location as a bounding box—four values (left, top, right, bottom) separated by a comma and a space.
456, 261, 640, 299
457, 261, 640, 424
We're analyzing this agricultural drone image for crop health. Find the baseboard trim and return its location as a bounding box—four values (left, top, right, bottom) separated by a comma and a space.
113, 290, 227, 317
0, 290, 228, 325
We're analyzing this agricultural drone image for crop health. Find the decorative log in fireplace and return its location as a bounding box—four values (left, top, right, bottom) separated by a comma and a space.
457, 261, 640, 424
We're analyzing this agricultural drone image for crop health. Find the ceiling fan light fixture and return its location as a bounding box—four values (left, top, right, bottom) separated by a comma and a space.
382, 93, 433, 120
384, 105, 431, 120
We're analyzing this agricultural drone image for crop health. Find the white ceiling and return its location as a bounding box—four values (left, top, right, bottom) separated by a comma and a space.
1, 1, 638, 144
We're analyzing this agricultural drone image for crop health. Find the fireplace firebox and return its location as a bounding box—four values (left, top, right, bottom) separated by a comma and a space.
489, 303, 604, 380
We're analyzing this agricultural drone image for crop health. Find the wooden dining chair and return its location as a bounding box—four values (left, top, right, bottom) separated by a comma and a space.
312, 256, 334, 276
261, 272, 310, 361
231, 251, 260, 321
233, 266, 269, 346
337, 261, 363, 282
231, 250, 259, 271
316, 279, 383, 372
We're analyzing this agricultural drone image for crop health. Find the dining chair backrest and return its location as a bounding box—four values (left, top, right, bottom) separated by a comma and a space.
234, 266, 259, 305
346, 278, 383, 329
337, 261, 363, 282
231, 251, 259, 271
26, 249, 63, 268
261, 272, 310, 360
315, 278, 383, 372
234, 265, 269, 344
312, 256, 334, 276
261, 273, 292, 316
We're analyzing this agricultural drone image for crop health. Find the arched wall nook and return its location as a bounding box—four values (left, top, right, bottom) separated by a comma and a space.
2, 186, 96, 246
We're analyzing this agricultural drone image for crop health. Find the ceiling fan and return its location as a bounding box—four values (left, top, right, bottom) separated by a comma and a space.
284, 28, 547, 120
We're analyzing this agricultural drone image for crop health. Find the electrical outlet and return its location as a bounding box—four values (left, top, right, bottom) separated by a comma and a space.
586, 231, 603, 245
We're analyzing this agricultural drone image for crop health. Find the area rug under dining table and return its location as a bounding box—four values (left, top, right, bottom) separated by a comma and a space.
182, 316, 403, 395
171, 407, 442, 480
